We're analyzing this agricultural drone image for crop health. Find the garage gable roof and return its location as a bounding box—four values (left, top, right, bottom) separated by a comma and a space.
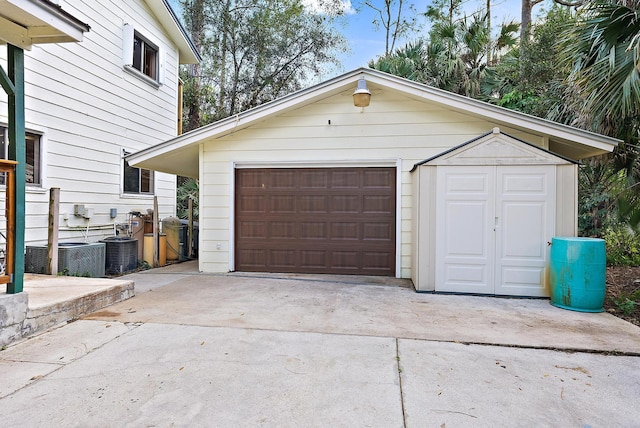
127, 67, 619, 177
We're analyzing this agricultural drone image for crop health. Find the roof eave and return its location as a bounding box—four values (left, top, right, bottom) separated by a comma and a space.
128, 67, 620, 171
0, 0, 90, 50
361, 69, 620, 153
145, 0, 201, 64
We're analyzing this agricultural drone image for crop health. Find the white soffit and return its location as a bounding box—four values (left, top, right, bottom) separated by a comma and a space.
0, 0, 89, 50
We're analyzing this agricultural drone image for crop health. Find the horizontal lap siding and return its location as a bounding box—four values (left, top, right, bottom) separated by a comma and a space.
0, 0, 180, 245
200, 89, 545, 278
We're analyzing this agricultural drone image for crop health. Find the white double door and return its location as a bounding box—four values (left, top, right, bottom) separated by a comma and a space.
435, 165, 554, 296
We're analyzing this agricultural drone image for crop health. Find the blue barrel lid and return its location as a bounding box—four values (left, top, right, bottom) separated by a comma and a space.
552, 237, 605, 243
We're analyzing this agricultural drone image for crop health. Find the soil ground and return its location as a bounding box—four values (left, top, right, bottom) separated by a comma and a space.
606, 266, 640, 327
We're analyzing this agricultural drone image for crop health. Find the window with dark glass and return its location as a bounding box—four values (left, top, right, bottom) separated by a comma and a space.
0, 127, 41, 186
123, 156, 154, 194
132, 32, 158, 80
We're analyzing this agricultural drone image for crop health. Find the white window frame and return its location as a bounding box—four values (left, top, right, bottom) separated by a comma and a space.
0, 125, 45, 189
122, 23, 165, 88
121, 149, 155, 198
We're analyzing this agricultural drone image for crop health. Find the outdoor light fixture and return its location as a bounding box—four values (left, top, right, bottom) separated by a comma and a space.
353, 77, 371, 108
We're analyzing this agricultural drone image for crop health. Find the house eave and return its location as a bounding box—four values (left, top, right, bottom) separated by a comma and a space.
145, 0, 200, 64
0, 0, 90, 50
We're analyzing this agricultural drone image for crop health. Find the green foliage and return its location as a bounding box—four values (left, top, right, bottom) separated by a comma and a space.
613, 286, 640, 316
497, 89, 540, 112
562, 0, 640, 127
578, 162, 626, 237
177, 176, 199, 220
370, 10, 518, 99
603, 224, 640, 266
180, 0, 347, 128
490, 6, 576, 117
57, 267, 91, 277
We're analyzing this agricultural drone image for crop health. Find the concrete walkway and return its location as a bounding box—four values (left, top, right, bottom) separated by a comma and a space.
1, 264, 639, 426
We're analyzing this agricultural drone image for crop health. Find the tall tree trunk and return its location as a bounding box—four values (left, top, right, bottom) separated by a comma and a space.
217, 0, 232, 117
486, 0, 491, 65
184, 0, 206, 131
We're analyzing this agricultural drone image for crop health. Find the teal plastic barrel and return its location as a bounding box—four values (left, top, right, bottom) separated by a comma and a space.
549, 237, 606, 312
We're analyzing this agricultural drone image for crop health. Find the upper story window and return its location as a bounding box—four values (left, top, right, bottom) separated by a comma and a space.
122, 24, 164, 87
0, 127, 42, 186
133, 32, 158, 80
123, 152, 154, 195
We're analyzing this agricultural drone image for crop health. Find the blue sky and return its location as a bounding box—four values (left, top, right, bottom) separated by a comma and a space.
168, 0, 536, 79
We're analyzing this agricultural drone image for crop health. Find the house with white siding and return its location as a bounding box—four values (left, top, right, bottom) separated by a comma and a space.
128, 68, 619, 297
0, 0, 199, 248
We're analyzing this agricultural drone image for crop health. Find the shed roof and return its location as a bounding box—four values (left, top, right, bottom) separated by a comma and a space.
0, 0, 90, 49
411, 128, 579, 171
127, 68, 620, 177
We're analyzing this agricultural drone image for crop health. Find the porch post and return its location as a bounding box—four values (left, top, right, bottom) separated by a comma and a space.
6, 44, 25, 294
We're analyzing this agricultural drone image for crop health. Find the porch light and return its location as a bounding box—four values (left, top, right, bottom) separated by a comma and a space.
353, 77, 371, 108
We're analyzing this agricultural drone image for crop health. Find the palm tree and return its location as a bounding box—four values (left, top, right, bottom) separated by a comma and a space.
558, 0, 640, 234
370, 12, 518, 99
562, 0, 640, 133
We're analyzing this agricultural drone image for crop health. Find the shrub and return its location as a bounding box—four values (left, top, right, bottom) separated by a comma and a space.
603, 224, 640, 266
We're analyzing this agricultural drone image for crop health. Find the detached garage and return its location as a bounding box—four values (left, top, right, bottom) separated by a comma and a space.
127, 68, 619, 297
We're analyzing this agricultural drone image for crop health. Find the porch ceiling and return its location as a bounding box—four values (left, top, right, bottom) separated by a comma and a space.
0, 0, 89, 50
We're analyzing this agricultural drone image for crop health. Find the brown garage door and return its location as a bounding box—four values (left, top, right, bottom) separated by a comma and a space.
235, 167, 396, 276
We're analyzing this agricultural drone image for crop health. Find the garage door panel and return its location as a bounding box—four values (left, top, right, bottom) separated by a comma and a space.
300, 222, 328, 239
363, 169, 395, 188
363, 222, 393, 241
235, 167, 396, 275
237, 170, 266, 188
363, 195, 394, 213
270, 195, 296, 213
237, 249, 268, 269
332, 170, 359, 188
238, 195, 266, 213
299, 195, 328, 213
270, 222, 296, 239
270, 170, 297, 188
331, 195, 360, 213
331, 251, 359, 269
300, 170, 329, 188
362, 252, 395, 274
237, 221, 268, 239
300, 250, 327, 268
331, 223, 359, 240
271, 249, 297, 269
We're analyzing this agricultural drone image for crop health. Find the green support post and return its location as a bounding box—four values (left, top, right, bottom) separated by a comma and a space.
7, 45, 25, 294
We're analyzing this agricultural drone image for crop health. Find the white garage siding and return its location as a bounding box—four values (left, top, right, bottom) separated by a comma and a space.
199, 87, 546, 279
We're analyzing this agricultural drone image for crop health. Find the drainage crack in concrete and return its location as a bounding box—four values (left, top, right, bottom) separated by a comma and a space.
125, 321, 640, 358
396, 337, 407, 428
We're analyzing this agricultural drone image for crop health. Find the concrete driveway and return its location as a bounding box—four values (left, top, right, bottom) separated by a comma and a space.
1, 264, 639, 427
